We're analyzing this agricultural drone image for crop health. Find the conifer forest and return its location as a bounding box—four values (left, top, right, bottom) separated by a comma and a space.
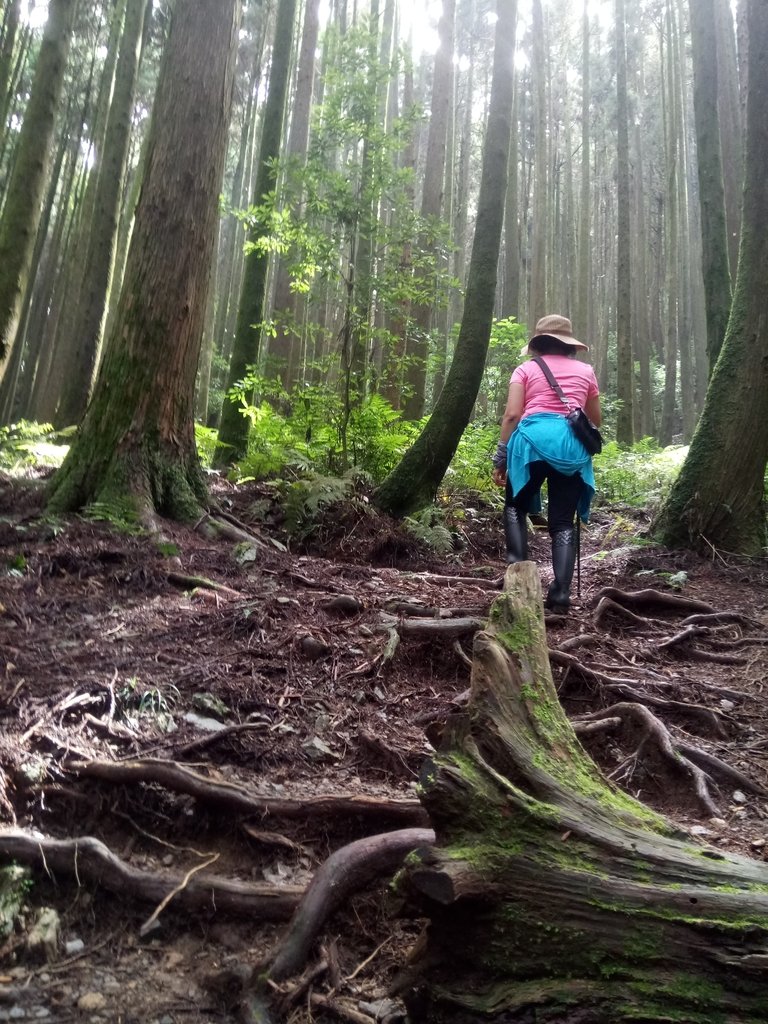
0, 1, 766, 1022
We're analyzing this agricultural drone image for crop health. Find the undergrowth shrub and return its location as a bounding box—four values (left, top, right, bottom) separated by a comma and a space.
592, 438, 687, 509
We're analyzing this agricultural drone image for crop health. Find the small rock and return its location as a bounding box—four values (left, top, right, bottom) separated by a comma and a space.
182, 711, 226, 733
33, 1010, 50, 1020
751, 838, 766, 849
298, 635, 331, 660
77, 993, 106, 1012
301, 736, 338, 762
64, 939, 84, 956
719, 699, 735, 712
733, 790, 748, 804
689, 825, 711, 837
709, 817, 729, 829
161, 854, 174, 868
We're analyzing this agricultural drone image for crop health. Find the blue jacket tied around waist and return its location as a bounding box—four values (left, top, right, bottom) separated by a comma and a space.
507, 412, 596, 523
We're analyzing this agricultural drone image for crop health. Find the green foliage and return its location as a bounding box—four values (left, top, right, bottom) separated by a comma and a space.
281, 468, 368, 540
403, 507, 454, 554
592, 438, 688, 508
80, 498, 144, 535
0, 421, 67, 471
444, 419, 503, 497
229, 373, 419, 483
480, 316, 529, 413
194, 424, 219, 468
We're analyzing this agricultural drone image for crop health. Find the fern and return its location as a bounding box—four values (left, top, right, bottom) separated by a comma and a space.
403, 507, 454, 554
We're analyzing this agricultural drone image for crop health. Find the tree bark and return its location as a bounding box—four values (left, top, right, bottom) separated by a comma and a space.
654, 0, 768, 555
56, 0, 147, 427
46, 0, 240, 523
215, 0, 298, 466
615, 0, 633, 445
690, 0, 732, 372
0, 0, 76, 384
404, 562, 768, 1023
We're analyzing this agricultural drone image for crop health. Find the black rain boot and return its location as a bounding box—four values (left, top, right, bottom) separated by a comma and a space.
503, 506, 528, 564
546, 528, 576, 613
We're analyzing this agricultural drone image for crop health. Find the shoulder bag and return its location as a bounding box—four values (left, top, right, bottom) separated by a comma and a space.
532, 357, 603, 456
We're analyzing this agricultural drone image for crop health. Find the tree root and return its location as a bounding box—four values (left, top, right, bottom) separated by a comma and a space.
268, 828, 434, 982
65, 758, 429, 826
675, 743, 768, 798
172, 721, 269, 757
0, 829, 301, 921
167, 571, 242, 597
380, 614, 485, 639
573, 703, 721, 815
592, 587, 716, 615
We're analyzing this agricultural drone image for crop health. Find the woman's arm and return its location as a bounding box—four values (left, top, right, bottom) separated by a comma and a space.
500, 382, 525, 442
584, 393, 602, 427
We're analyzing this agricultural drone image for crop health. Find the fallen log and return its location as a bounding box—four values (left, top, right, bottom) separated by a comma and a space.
402, 562, 768, 1024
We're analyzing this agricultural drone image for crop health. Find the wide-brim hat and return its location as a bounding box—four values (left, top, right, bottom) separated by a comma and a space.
527, 314, 588, 352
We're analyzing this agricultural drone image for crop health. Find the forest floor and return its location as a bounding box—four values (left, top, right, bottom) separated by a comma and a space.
0, 468, 767, 1024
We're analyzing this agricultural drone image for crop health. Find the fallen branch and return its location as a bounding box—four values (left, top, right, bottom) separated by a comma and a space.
65, 759, 429, 827
0, 830, 300, 920
380, 614, 485, 639
268, 828, 435, 982
167, 572, 242, 597
172, 721, 269, 757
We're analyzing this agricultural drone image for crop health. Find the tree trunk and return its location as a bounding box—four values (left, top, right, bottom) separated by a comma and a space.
47, 0, 239, 524
615, 0, 633, 445
374, 0, 514, 517
0, 0, 76, 384
401, 0, 454, 421
654, 0, 768, 556
527, 0, 546, 325
267, 0, 321, 391
690, 0, 732, 372
215, 0, 298, 466
404, 562, 768, 1023
55, 0, 147, 427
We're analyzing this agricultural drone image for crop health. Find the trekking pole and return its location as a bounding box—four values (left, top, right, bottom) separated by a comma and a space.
576, 516, 581, 597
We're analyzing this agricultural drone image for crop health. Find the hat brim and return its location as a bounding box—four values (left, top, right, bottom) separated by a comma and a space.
528, 332, 589, 351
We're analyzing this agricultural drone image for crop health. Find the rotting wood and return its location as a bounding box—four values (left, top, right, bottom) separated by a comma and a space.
401, 562, 768, 1023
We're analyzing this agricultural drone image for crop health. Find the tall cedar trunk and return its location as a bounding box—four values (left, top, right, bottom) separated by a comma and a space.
401, 0, 454, 421
374, 0, 514, 518
0, 0, 20, 131
405, 562, 768, 1023
615, 0, 633, 445
46, 0, 239, 523
55, 0, 146, 427
215, 0, 298, 466
690, 0, 732, 371
501, 73, 520, 319
660, 3, 679, 445
574, 2, 590, 340
380, 49, 415, 409
528, 0, 546, 324
654, 0, 768, 555
714, 0, 743, 280
267, 0, 321, 391
41, 0, 126, 416
0, 0, 76, 384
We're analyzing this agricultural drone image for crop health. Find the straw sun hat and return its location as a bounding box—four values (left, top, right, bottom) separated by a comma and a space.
526, 314, 588, 353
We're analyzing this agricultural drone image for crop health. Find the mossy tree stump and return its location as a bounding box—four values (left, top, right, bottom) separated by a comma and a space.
405, 562, 768, 1023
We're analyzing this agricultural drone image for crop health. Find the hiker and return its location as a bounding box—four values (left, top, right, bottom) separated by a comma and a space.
491, 314, 602, 614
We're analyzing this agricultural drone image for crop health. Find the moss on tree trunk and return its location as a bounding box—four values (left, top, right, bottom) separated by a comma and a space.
47, 0, 240, 525
404, 563, 768, 1023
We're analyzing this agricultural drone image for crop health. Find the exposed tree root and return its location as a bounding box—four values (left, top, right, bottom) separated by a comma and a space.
268, 828, 435, 981
0, 829, 301, 920
65, 758, 429, 826
676, 742, 768, 798
592, 587, 715, 615
172, 721, 269, 757
573, 703, 721, 815
380, 614, 485, 639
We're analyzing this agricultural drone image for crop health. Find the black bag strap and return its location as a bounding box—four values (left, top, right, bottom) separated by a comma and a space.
531, 356, 573, 412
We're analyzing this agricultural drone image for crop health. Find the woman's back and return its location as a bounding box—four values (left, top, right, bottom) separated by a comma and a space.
511, 354, 598, 419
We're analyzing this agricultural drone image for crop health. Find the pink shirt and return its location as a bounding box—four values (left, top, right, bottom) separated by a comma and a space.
511, 355, 599, 420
